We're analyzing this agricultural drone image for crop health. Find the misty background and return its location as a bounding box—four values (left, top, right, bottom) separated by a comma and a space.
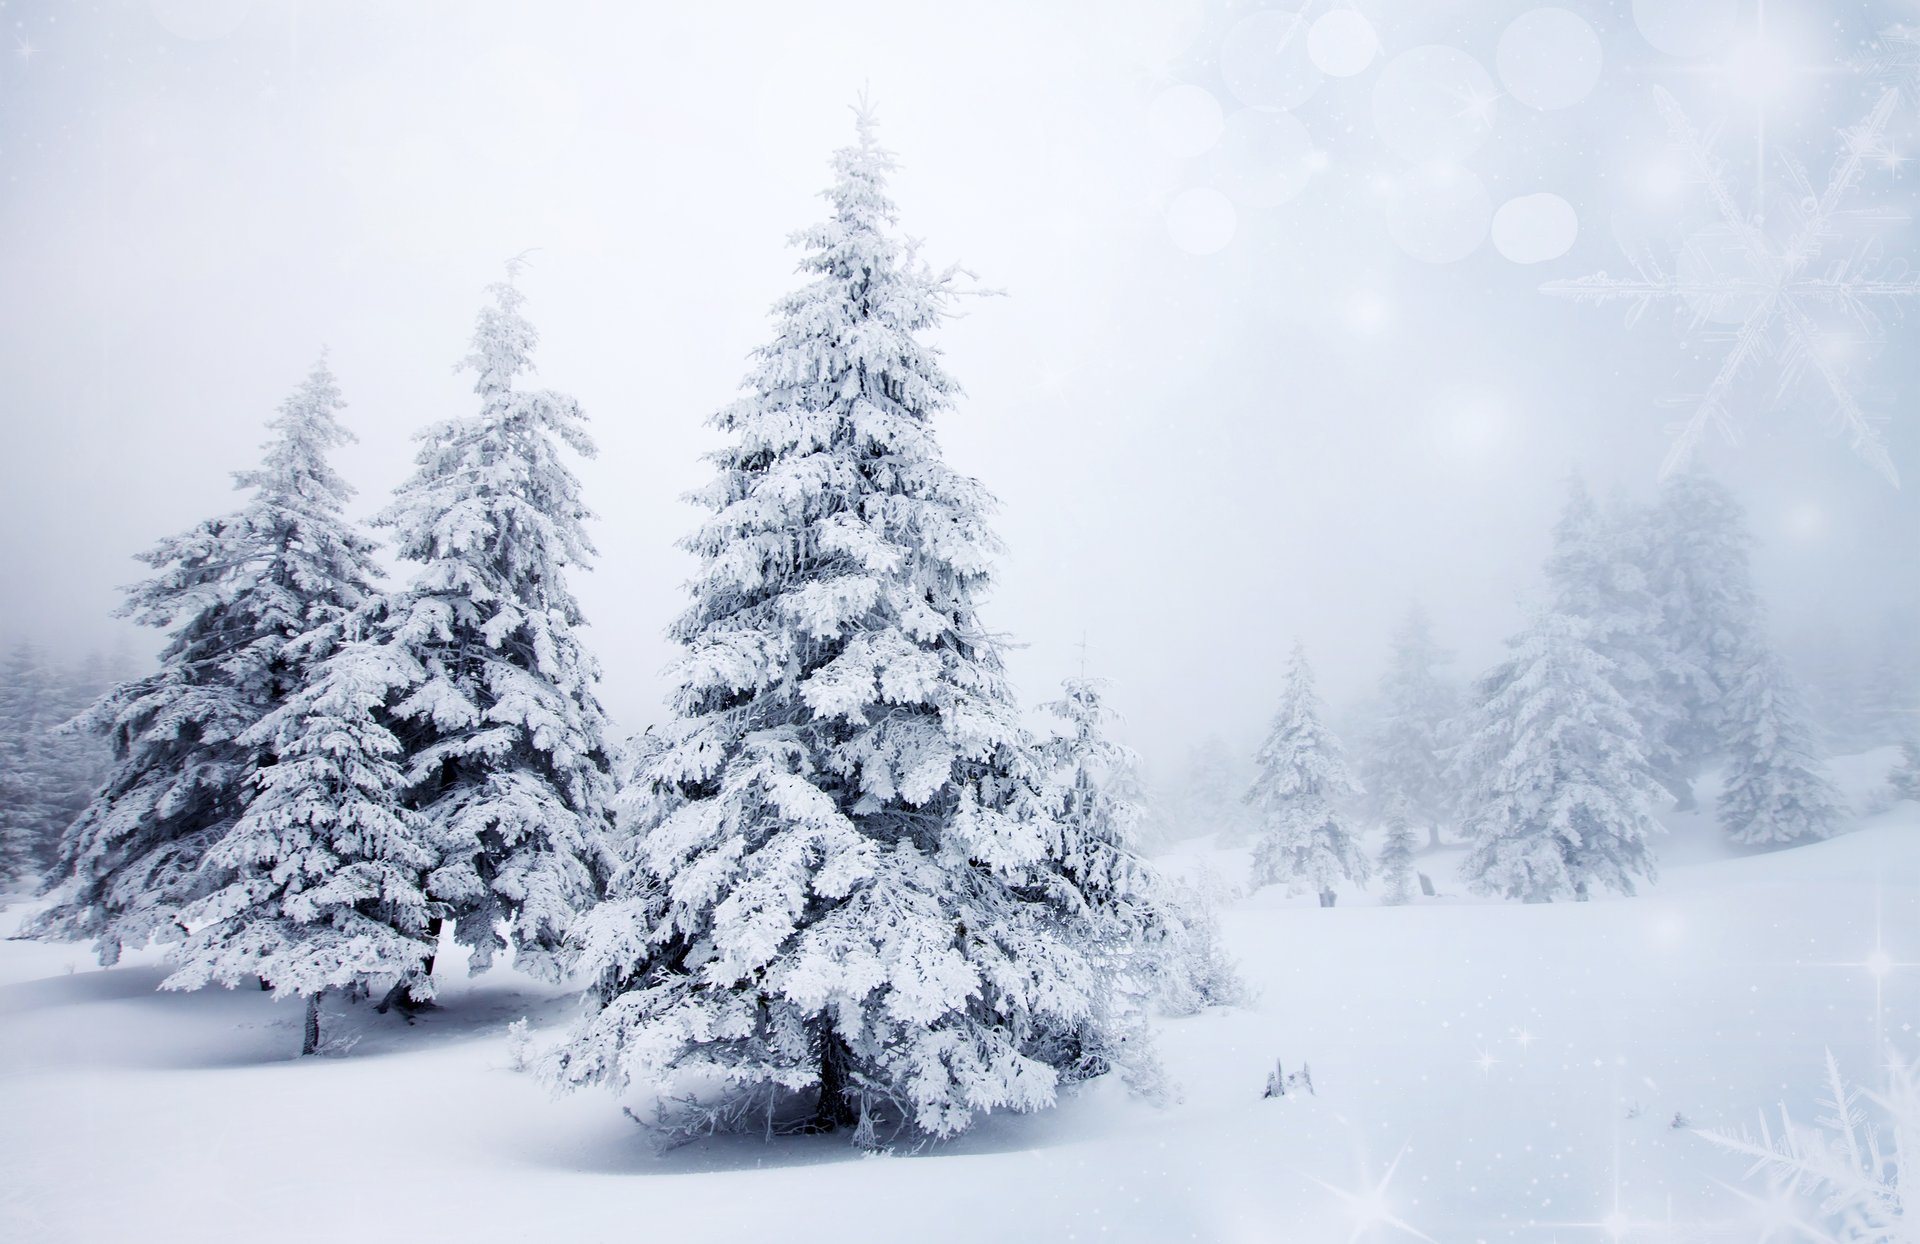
2, 0, 1916, 781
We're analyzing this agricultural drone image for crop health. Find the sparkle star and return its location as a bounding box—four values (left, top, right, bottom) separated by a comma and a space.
1301, 1142, 1437, 1244
14, 32, 34, 62
1473, 1048, 1501, 1078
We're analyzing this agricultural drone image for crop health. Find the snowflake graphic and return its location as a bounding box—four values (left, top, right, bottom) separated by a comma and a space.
1542, 84, 1917, 485
1872, 24, 1920, 104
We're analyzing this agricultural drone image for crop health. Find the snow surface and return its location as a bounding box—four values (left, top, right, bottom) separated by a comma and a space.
3, 752, 1916, 1242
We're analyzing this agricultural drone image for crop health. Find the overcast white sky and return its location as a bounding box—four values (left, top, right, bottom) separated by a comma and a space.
2, 0, 1916, 774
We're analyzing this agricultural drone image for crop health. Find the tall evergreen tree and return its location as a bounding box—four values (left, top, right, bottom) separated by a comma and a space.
548, 109, 1129, 1141
371, 267, 616, 986
0, 642, 58, 888
1542, 479, 1683, 802
1716, 645, 1849, 846
1377, 797, 1418, 906
163, 634, 437, 1054
1890, 738, 1920, 803
1037, 673, 1236, 1025
1359, 603, 1457, 850
1455, 611, 1663, 902
1178, 734, 1253, 845
1859, 609, 1920, 748
1246, 642, 1370, 907
30, 358, 378, 960
1639, 472, 1764, 807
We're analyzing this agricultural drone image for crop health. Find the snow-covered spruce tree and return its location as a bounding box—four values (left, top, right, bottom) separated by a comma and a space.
1377, 797, 1418, 906
1639, 471, 1765, 807
163, 629, 437, 1055
371, 268, 615, 988
1038, 674, 1239, 1022
1179, 735, 1253, 845
29, 358, 379, 960
1716, 644, 1848, 846
1890, 738, 1920, 803
1860, 610, 1920, 749
549, 109, 1136, 1141
0, 641, 59, 888
1455, 610, 1664, 902
1543, 479, 1685, 803
1247, 642, 1370, 907
1359, 603, 1458, 850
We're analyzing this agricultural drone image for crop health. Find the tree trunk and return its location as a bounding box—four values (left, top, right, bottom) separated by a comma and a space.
301, 993, 321, 1056
1426, 822, 1443, 851
422, 915, 445, 977
377, 916, 446, 1014
1318, 889, 1337, 908
257, 976, 272, 992
809, 1025, 858, 1133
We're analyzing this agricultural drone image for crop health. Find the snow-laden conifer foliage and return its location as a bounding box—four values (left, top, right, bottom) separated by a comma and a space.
31, 358, 378, 960
1716, 644, 1848, 846
1640, 472, 1765, 806
1038, 674, 1237, 1025
1246, 643, 1370, 906
1177, 735, 1253, 845
1542, 479, 1680, 800
0, 642, 60, 887
1359, 604, 1457, 850
549, 108, 1129, 1140
372, 268, 615, 984
161, 633, 436, 1052
1893, 739, 1920, 804
1377, 798, 1418, 906
1455, 611, 1663, 902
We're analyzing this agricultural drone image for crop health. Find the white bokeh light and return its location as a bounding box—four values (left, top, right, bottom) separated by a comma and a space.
1210, 108, 1322, 207
1496, 8, 1603, 111
1781, 500, 1829, 544
1492, 192, 1578, 263
1148, 84, 1226, 159
1632, 0, 1739, 58
1219, 9, 1324, 110
1165, 187, 1237, 255
1307, 10, 1378, 78
1372, 46, 1500, 164
1386, 164, 1492, 264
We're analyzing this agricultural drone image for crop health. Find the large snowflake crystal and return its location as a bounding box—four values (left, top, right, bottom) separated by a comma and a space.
1543, 85, 1917, 485
1697, 1049, 1916, 1242
1873, 25, 1920, 104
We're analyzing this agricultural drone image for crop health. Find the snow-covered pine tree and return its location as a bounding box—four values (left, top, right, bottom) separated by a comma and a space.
0, 641, 59, 888
548, 107, 1129, 1141
1377, 797, 1418, 906
372, 266, 615, 987
1859, 609, 1920, 749
30, 357, 379, 960
1359, 603, 1457, 850
163, 632, 437, 1055
1542, 479, 1684, 803
1037, 673, 1237, 1024
1179, 735, 1253, 845
1037, 675, 1155, 932
1639, 472, 1765, 806
1891, 738, 1920, 802
1716, 643, 1849, 846
1455, 610, 1664, 902
1247, 642, 1370, 907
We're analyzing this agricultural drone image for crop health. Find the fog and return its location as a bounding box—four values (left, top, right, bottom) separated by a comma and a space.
2, 0, 1916, 775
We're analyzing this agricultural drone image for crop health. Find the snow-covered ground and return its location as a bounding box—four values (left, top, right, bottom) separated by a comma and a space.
4, 753, 1915, 1242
